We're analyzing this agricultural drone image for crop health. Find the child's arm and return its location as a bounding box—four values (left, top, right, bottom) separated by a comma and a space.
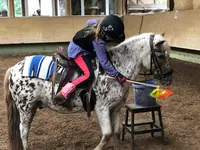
92, 39, 118, 77
92, 39, 127, 84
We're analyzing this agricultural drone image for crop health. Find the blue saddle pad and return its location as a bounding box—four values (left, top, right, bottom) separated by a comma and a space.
22, 55, 64, 80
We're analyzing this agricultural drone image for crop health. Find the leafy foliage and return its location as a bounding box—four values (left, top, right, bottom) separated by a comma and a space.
157, 0, 167, 4
14, 0, 22, 16
0, 0, 22, 16
0, 0, 7, 11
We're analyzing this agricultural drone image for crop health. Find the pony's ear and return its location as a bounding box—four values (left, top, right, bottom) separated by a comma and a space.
154, 34, 166, 47
155, 40, 166, 47
161, 33, 165, 37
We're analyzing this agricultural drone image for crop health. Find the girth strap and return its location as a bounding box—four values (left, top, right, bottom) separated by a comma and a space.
52, 58, 58, 99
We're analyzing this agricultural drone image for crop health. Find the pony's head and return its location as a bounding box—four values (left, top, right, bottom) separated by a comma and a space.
141, 34, 173, 85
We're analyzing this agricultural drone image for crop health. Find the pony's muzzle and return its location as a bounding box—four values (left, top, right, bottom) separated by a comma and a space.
160, 68, 173, 86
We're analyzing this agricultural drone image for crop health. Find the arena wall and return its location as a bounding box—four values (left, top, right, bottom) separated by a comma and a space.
138, 9, 200, 51
193, 0, 200, 9
1, 9, 200, 52
0, 16, 103, 44
122, 15, 143, 38
174, 0, 193, 11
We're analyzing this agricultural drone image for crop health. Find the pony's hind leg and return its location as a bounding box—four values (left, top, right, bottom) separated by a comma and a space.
18, 105, 37, 150
94, 109, 112, 150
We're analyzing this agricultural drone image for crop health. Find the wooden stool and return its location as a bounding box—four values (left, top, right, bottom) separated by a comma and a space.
122, 103, 165, 150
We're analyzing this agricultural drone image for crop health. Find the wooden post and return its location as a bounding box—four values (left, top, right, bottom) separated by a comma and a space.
125, 0, 128, 15
21, 0, 25, 16
168, 0, 174, 11
66, 0, 71, 16
119, 0, 124, 15
9, 0, 15, 17
119, 0, 128, 15
55, 0, 58, 16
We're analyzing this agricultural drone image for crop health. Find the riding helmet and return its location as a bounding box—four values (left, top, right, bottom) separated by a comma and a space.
100, 14, 125, 42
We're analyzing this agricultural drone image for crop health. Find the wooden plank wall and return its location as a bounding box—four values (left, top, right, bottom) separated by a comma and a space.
1, 9, 200, 51
140, 12, 175, 45
0, 16, 103, 44
122, 15, 143, 38
140, 9, 200, 50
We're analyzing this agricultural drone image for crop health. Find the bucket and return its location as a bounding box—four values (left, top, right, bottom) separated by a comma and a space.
132, 80, 157, 106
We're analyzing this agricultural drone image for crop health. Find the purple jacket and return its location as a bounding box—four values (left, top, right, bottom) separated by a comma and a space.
68, 20, 118, 77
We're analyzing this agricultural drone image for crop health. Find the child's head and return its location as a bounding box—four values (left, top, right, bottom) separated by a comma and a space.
92, 15, 125, 43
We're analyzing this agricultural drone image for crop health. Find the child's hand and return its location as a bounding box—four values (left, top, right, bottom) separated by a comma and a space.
116, 73, 126, 85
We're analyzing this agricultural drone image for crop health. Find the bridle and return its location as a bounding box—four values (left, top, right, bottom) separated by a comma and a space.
139, 35, 173, 79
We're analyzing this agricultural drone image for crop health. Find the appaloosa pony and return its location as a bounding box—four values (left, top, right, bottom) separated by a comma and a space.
4, 33, 173, 150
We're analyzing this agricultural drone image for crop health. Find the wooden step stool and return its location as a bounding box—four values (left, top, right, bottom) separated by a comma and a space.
122, 103, 165, 150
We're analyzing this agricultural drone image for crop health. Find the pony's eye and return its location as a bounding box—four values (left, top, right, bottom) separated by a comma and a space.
155, 51, 164, 56
155, 52, 165, 59
158, 54, 165, 59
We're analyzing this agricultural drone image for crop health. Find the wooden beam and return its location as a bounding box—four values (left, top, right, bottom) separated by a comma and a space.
55, 0, 58, 16
119, 0, 123, 15
125, 0, 128, 15
66, 0, 71, 16
169, 0, 174, 11
9, 0, 15, 17
21, 0, 25, 16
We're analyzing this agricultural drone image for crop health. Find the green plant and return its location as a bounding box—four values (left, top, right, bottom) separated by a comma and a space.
0, 0, 22, 16
14, 0, 22, 16
0, 0, 7, 11
157, 0, 167, 4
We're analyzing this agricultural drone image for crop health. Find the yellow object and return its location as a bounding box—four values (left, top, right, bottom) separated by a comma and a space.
150, 88, 174, 99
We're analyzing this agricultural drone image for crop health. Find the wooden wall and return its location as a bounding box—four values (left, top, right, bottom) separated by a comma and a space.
174, 0, 193, 11
2, 9, 200, 51
139, 9, 200, 50
123, 9, 200, 51
0, 16, 103, 44
140, 12, 174, 45
122, 15, 143, 38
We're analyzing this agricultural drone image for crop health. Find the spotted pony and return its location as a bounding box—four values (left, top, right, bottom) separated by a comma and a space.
4, 33, 173, 150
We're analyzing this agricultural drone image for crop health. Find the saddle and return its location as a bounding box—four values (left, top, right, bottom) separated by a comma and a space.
52, 46, 97, 117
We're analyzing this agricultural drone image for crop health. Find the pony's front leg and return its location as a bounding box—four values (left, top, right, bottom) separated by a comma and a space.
94, 109, 112, 150
111, 109, 121, 150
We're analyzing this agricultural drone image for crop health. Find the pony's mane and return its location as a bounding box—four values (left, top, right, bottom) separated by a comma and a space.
110, 33, 155, 51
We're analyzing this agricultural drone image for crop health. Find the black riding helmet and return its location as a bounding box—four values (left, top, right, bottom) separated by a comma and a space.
100, 14, 125, 42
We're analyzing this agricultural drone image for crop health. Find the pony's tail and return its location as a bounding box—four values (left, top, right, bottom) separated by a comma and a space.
4, 68, 23, 150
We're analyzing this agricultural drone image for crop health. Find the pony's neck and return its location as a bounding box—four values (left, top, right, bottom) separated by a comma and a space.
108, 36, 149, 80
